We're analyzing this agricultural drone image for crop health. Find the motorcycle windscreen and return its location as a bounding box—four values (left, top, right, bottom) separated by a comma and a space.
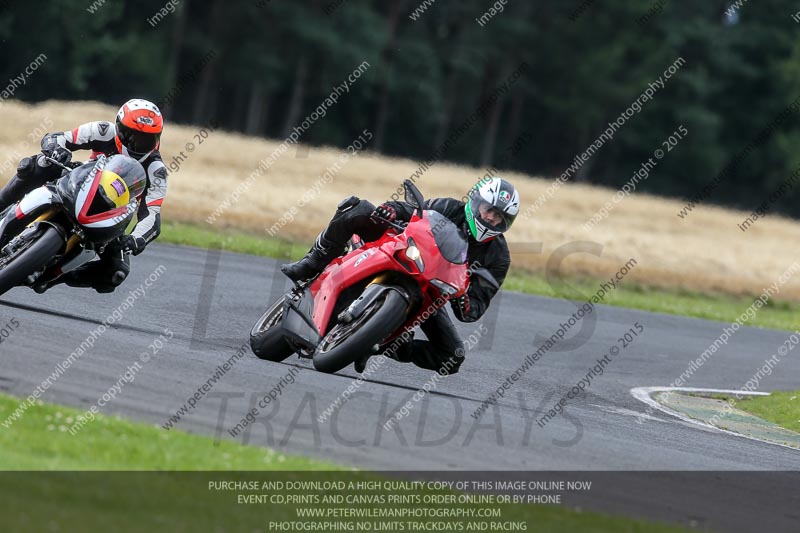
56, 162, 94, 207
72, 160, 139, 243
428, 210, 468, 264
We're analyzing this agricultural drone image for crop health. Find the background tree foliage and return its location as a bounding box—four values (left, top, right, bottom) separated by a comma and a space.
1, 0, 799, 216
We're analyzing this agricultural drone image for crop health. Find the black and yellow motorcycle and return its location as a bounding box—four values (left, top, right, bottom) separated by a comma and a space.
0, 154, 146, 296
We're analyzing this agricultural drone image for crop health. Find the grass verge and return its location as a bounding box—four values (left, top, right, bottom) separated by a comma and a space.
0, 392, 688, 532
160, 221, 799, 331
0, 392, 335, 470
735, 390, 800, 433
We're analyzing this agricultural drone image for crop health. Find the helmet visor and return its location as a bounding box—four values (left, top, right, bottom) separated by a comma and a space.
116, 119, 159, 156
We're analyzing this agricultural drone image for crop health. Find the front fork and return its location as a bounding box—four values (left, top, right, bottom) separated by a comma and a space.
3, 211, 87, 286
338, 283, 410, 324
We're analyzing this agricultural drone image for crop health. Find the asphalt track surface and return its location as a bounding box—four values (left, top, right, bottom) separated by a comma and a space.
1, 243, 799, 531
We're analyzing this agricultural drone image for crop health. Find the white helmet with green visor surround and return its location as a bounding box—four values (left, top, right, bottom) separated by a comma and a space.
464, 177, 520, 242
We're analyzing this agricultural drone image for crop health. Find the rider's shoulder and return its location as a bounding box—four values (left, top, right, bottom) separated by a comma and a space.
143, 151, 166, 169
89, 121, 116, 139
66, 121, 115, 142
489, 233, 510, 254
143, 155, 168, 181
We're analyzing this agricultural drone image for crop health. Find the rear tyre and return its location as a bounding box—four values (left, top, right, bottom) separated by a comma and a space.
250, 294, 296, 362
0, 226, 64, 296
313, 289, 408, 374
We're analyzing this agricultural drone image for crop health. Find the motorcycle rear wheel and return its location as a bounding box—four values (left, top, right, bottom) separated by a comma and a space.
250, 293, 296, 362
313, 289, 408, 374
0, 226, 64, 297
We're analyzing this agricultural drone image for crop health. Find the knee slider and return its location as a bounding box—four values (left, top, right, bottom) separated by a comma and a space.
16, 157, 35, 178
110, 269, 128, 288
109, 258, 131, 287
337, 195, 360, 213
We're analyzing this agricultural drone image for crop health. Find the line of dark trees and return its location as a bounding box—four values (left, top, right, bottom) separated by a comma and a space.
2, 0, 799, 217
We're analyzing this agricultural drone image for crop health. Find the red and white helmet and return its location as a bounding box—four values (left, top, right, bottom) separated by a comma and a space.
115, 99, 163, 162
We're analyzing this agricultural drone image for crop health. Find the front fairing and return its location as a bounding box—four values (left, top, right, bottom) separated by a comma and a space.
309, 210, 469, 335
57, 158, 140, 245
393, 212, 470, 291
55, 163, 91, 209
309, 233, 402, 334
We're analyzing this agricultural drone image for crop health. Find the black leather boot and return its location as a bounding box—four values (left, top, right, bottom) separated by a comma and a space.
281, 233, 340, 283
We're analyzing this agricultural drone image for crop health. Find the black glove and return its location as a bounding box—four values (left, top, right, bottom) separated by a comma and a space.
119, 235, 146, 256
40, 135, 71, 166
451, 293, 472, 321
371, 202, 396, 224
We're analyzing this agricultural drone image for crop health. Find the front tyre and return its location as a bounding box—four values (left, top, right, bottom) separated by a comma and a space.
313, 289, 408, 374
250, 293, 296, 362
0, 226, 64, 296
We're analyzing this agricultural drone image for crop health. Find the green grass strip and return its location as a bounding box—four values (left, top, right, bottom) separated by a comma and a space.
0, 392, 336, 471
736, 390, 800, 433
0, 392, 689, 532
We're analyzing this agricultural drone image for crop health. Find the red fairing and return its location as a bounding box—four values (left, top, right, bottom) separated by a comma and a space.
308, 212, 468, 340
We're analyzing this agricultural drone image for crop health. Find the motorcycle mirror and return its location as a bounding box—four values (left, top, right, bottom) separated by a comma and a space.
469, 267, 500, 290
403, 180, 425, 218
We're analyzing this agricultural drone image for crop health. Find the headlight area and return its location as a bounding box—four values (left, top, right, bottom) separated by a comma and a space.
395, 237, 425, 273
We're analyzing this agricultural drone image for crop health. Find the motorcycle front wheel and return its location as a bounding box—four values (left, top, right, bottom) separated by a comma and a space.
313, 289, 408, 374
0, 226, 64, 296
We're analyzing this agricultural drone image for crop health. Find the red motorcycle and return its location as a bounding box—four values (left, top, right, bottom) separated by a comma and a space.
250, 180, 498, 373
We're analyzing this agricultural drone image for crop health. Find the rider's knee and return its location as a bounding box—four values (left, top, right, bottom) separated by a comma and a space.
94, 267, 128, 294
16, 156, 36, 179
331, 197, 376, 235
17, 154, 59, 182
104, 253, 131, 291
437, 347, 465, 376
110, 267, 129, 287
339, 196, 374, 215
336, 196, 372, 221
337, 195, 361, 213
348, 200, 378, 228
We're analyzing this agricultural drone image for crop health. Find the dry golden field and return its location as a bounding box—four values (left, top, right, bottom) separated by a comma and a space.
2, 100, 799, 301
